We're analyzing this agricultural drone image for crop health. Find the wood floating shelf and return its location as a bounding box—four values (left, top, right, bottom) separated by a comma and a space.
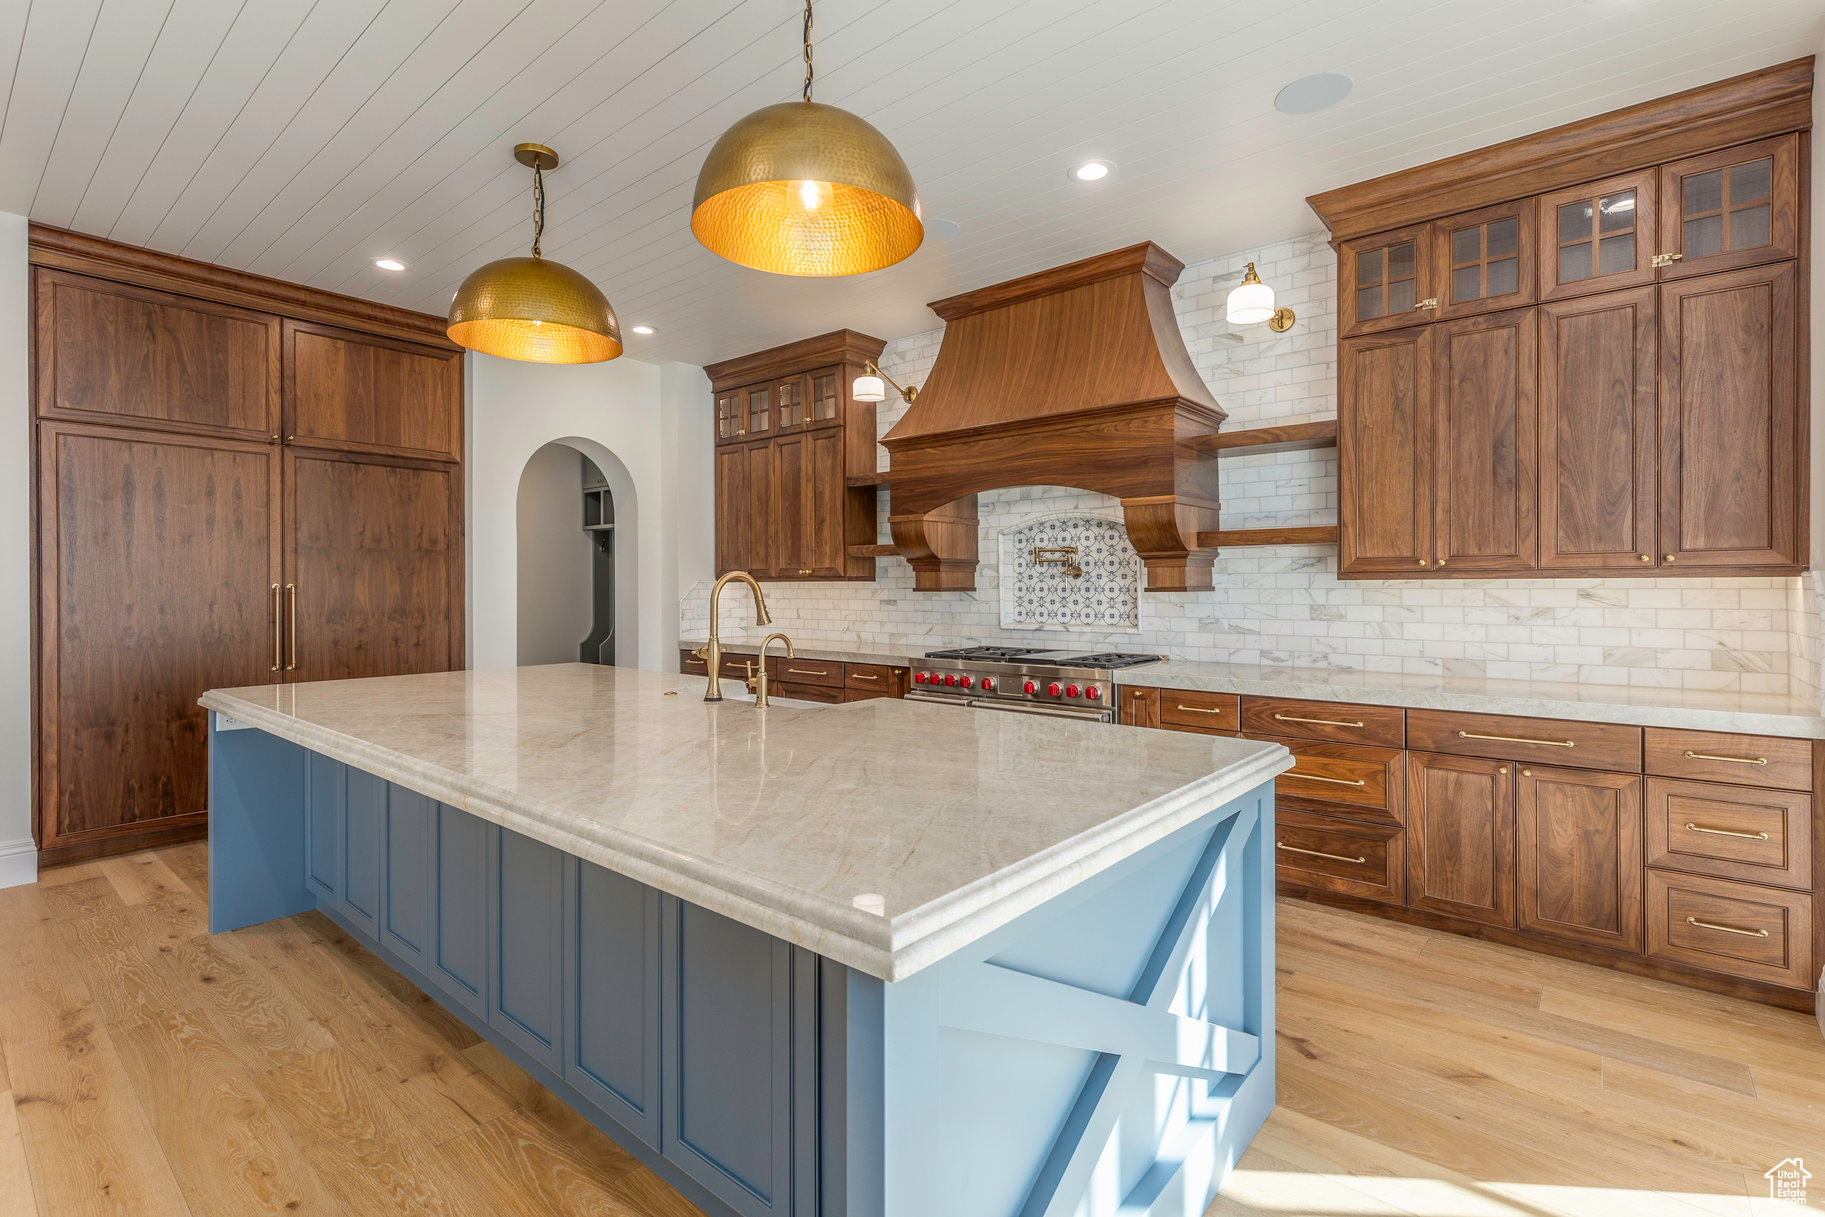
846, 543, 900, 559
1191, 419, 1337, 456
1197, 525, 1340, 548
846, 470, 892, 488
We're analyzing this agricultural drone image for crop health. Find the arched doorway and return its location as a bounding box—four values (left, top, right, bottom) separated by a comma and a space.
515, 440, 637, 666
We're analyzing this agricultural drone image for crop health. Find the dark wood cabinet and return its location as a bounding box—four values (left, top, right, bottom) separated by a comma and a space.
1338, 223, 1434, 336
1658, 260, 1803, 569
1538, 287, 1658, 569
1537, 171, 1658, 301
1517, 766, 1644, 951
1338, 327, 1434, 573
1119, 687, 1161, 728
30, 229, 464, 864
1407, 752, 1516, 928
1656, 134, 1801, 278
1432, 307, 1537, 571
1433, 200, 1536, 320
706, 331, 886, 582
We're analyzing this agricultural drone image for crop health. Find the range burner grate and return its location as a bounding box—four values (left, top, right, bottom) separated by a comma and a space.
1045, 652, 1164, 669
924, 646, 1051, 660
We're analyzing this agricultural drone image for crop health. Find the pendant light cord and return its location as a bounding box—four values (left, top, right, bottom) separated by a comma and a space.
531, 162, 546, 258
801, 0, 814, 101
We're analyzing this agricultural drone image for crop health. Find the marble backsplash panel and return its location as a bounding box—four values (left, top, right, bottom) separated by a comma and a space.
682, 233, 1813, 698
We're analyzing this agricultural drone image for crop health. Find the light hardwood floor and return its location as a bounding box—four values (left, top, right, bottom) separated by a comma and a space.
1, 843, 1820, 1217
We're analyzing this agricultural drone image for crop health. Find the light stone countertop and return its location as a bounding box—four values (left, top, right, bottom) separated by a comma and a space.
683, 636, 1825, 739
200, 663, 1290, 981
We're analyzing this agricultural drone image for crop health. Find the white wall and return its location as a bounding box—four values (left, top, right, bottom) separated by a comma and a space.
0, 212, 31, 886
515, 443, 597, 665
468, 353, 710, 673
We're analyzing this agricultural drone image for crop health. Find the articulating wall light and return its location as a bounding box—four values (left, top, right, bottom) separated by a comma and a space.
1225, 261, 1296, 333
851, 361, 919, 404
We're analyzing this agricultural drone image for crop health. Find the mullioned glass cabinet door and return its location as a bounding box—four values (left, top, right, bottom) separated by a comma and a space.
1656, 133, 1799, 279
1338, 223, 1435, 337
1536, 172, 1658, 301
1432, 200, 1537, 320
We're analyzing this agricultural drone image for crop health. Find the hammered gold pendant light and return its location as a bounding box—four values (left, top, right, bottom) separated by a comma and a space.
691, 1, 922, 276
448, 143, 622, 364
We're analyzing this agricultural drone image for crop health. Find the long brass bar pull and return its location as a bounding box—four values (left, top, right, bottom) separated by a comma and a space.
1683, 750, 1767, 766
1175, 704, 1227, 714
1684, 822, 1770, 841
1277, 842, 1366, 865
1684, 915, 1768, 938
1285, 771, 1368, 787
270, 583, 283, 672
1274, 712, 1365, 728
1457, 730, 1574, 748
285, 583, 298, 672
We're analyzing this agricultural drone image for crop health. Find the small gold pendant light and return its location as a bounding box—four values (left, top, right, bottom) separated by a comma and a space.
691, 0, 922, 277
447, 143, 622, 364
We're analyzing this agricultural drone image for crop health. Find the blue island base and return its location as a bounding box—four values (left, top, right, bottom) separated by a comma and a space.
208, 715, 1275, 1217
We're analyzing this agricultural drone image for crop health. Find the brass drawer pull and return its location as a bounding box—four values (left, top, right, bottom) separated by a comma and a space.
850, 673, 879, 682
1273, 712, 1365, 728
1277, 843, 1367, 865
1285, 771, 1368, 788
1684, 915, 1768, 938
270, 583, 283, 673
787, 667, 829, 676
1457, 729, 1573, 748
1683, 750, 1767, 766
1684, 822, 1770, 841
1175, 704, 1228, 715
285, 583, 298, 671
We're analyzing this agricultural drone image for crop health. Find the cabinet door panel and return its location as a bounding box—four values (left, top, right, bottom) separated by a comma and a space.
1658, 261, 1802, 569
1433, 201, 1536, 319
35, 270, 281, 440
1538, 287, 1658, 569
566, 860, 661, 1145
36, 425, 282, 856
286, 450, 463, 681
383, 786, 436, 965
1339, 328, 1435, 573
1120, 687, 1161, 728
805, 427, 847, 578
489, 827, 564, 1068
1433, 308, 1537, 571
339, 769, 386, 938
715, 446, 747, 574
770, 434, 809, 577
1537, 172, 1658, 300
1657, 134, 1800, 278
1518, 766, 1643, 950
1408, 752, 1515, 927
284, 321, 461, 460
304, 752, 344, 901
432, 803, 488, 1016
744, 441, 774, 577
1339, 224, 1434, 336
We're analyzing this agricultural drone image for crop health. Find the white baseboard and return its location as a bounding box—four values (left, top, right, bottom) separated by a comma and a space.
0, 837, 37, 889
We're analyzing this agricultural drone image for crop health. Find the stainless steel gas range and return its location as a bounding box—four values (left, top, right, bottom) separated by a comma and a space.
903, 646, 1163, 723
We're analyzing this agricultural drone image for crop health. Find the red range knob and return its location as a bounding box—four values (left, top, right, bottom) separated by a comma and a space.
1064, 684, 1082, 698
1046, 682, 1062, 697
980, 677, 996, 691
943, 673, 958, 686
1023, 680, 1038, 694
958, 675, 974, 689
1085, 684, 1102, 699
913, 671, 929, 684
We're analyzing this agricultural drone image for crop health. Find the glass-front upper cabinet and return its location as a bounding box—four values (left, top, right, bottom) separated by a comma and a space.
809, 367, 841, 424
743, 384, 772, 438
1432, 201, 1536, 319
1537, 172, 1657, 300
774, 375, 806, 430
1339, 223, 1434, 337
715, 390, 743, 441
1657, 134, 1799, 277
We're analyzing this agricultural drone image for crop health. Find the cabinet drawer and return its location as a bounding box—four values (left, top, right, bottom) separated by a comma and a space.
772, 679, 843, 705
1263, 735, 1406, 826
844, 662, 902, 697
717, 651, 758, 681
1275, 811, 1404, 905
1643, 728, 1812, 792
1242, 696, 1404, 747
765, 656, 843, 688
1157, 689, 1241, 734
680, 648, 708, 676
1646, 870, 1813, 989
1645, 778, 1811, 890
1407, 710, 1640, 771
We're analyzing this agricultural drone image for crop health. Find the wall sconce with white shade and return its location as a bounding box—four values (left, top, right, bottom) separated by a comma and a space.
1226, 261, 1296, 332
852, 361, 919, 404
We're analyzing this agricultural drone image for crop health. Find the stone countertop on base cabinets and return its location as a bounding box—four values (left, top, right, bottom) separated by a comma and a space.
680, 637, 1825, 739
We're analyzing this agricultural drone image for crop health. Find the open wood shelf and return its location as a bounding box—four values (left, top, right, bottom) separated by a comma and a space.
1197, 525, 1340, 548
846, 470, 892, 488
1191, 419, 1337, 456
846, 543, 900, 559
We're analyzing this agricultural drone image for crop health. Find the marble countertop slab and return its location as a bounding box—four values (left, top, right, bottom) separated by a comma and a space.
201, 664, 1290, 981
682, 637, 1825, 739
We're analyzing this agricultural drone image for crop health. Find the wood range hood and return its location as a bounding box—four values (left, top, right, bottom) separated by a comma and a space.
881, 242, 1226, 592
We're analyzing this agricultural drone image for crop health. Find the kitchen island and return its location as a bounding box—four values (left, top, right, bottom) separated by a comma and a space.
200, 663, 1290, 1217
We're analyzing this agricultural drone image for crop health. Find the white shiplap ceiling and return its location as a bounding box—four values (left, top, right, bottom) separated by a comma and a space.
1, 0, 1820, 366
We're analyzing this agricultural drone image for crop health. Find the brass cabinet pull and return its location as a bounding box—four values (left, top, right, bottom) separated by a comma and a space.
1415, 298, 1439, 310
794, 568, 815, 576
1683, 750, 1767, 766
1285, 770, 1368, 787
270, 583, 283, 672
850, 673, 879, 681
285, 583, 298, 671
1277, 842, 1367, 865
1175, 704, 1228, 715
787, 667, 828, 676
1638, 554, 1652, 562
1651, 252, 1685, 267
1457, 729, 1573, 748
1684, 915, 1767, 938
1684, 822, 1770, 841
1273, 712, 1365, 729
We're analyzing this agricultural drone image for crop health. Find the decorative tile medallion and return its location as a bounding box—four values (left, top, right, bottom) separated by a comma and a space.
997, 514, 1142, 631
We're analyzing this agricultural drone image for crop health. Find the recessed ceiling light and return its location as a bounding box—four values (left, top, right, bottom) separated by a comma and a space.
1069, 159, 1113, 183
374, 257, 407, 271
1274, 72, 1353, 115
630, 325, 656, 335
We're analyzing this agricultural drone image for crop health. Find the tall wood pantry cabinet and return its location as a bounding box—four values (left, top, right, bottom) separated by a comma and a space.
30, 227, 465, 864
1315, 60, 1812, 578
